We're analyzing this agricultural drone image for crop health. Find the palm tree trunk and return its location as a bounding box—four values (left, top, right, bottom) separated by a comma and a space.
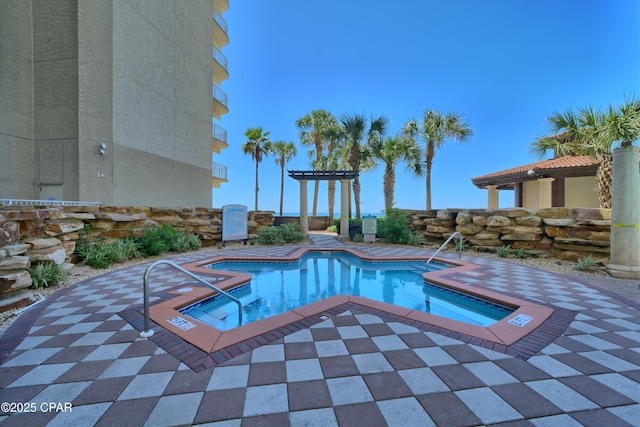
353, 177, 361, 219
596, 153, 613, 208
425, 161, 432, 210
279, 165, 285, 216
328, 180, 336, 220
254, 160, 259, 211
312, 181, 319, 216
384, 164, 395, 211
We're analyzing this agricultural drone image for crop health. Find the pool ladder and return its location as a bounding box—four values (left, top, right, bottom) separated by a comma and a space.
140, 260, 243, 338
426, 231, 463, 265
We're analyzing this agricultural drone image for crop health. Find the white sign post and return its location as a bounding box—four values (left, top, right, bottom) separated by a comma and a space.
222, 204, 248, 246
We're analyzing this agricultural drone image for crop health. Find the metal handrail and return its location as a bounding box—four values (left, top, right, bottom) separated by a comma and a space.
427, 231, 464, 264
140, 260, 243, 338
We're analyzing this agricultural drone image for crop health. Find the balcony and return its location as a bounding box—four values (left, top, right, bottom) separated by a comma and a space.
212, 123, 228, 154
212, 162, 228, 188
212, 84, 228, 119
212, 47, 229, 85
213, 0, 229, 13
213, 7, 229, 47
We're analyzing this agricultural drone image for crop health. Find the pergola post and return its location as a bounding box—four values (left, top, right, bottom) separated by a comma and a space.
340, 179, 349, 238
299, 179, 308, 234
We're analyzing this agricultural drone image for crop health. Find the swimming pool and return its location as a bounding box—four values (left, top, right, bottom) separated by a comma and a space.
180, 251, 514, 331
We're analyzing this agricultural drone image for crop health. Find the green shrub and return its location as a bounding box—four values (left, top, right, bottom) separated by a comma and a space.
327, 225, 338, 233
108, 238, 140, 263
513, 247, 529, 259
454, 237, 470, 252
76, 238, 112, 268
135, 223, 179, 256
257, 223, 306, 245
574, 254, 600, 271
29, 262, 68, 288
406, 232, 423, 246
377, 208, 412, 244
496, 245, 511, 258
171, 233, 202, 252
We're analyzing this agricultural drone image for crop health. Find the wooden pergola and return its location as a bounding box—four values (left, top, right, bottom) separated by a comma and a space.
288, 170, 358, 237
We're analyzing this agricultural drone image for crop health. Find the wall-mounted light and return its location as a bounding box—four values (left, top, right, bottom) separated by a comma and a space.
527, 169, 535, 176
99, 143, 106, 155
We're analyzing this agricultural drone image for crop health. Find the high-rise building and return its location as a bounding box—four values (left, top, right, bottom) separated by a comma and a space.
211, 0, 230, 195
0, 0, 230, 207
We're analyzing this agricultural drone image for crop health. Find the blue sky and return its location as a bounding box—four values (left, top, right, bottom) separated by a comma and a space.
214, 0, 639, 214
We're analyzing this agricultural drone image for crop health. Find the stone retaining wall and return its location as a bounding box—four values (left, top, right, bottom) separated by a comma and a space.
403, 207, 611, 261
1, 205, 613, 312
0, 205, 275, 311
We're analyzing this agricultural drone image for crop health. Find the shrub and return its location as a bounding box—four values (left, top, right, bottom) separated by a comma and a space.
171, 233, 202, 252
327, 225, 338, 233
76, 238, 113, 268
574, 254, 600, 271
454, 237, 470, 252
77, 237, 143, 268
135, 223, 179, 256
377, 208, 412, 244
496, 245, 511, 258
257, 223, 306, 245
406, 232, 423, 246
108, 238, 140, 263
513, 247, 529, 259
29, 262, 68, 288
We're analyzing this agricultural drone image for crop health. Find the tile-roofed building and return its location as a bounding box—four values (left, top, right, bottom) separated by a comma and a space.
471, 155, 600, 209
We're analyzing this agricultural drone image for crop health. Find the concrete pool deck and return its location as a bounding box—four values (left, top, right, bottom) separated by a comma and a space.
1, 233, 639, 426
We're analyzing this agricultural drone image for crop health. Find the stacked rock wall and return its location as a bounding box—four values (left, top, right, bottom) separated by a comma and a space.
0, 205, 274, 311
403, 207, 611, 260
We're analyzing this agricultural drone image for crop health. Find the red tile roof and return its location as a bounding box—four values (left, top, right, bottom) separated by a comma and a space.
473, 156, 599, 181
471, 155, 600, 189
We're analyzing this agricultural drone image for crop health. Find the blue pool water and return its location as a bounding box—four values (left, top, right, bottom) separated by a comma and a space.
180, 251, 514, 331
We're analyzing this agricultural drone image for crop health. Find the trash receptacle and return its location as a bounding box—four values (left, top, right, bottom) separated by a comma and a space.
349, 224, 362, 240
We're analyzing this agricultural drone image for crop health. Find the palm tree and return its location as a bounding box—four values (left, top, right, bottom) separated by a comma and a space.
341, 113, 388, 218
530, 99, 640, 209
242, 127, 271, 211
404, 110, 473, 210
271, 140, 297, 216
322, 124, 347, 219
368, 134, 424, 211
530, 106, 614, 207
295, 110, 339, 216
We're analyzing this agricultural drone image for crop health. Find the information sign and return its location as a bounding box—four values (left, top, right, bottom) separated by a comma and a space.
222, 204, 248, 244
362, 215, 377, 242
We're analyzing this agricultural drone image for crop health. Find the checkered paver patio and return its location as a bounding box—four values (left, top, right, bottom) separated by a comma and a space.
1, 233, 638, 426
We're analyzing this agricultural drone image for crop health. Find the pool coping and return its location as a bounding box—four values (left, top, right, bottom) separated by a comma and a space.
146, 247, 556, 355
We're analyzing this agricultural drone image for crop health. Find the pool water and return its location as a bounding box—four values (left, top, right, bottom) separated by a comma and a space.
180, 251, 514, 331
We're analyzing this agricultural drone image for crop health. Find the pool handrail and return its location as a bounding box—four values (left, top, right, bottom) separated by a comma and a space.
140, 259, 243, 338
427, 231, 463, 264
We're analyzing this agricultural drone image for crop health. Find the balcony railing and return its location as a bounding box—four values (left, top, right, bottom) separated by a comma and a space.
213, 162, 228, 180
212, 84, 228, 108
213, 47, 228, 72
213, 123, 227, 144
212, 83, 229, 110
213, 7, 228, 35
